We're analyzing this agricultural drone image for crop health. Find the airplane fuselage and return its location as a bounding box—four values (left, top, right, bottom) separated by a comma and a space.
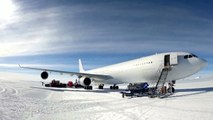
19, 52, 207, 87
86, 52, 207, 84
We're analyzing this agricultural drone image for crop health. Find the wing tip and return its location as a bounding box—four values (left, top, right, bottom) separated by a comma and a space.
18, 64, 22, 68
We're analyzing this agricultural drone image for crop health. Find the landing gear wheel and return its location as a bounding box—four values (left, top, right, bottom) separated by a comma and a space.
98, 84, 104, 89
84, 86, 93, 90
167, 87, 175, 93
172, 87, 175, 93
110, 84, 119, 89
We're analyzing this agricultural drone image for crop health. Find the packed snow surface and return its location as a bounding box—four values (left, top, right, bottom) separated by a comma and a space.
0, 77, 213, 120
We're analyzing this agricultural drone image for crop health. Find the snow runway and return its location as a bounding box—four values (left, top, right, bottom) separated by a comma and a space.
0, 78, 213, 120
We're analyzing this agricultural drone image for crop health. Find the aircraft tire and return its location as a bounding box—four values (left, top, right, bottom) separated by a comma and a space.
84, 86, 93, 90
110, 85, 119, 89
172, 87, 175, 93
99, 86, 103, 89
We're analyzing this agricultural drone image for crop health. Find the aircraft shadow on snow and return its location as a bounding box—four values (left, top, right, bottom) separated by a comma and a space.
170, 87, 213, 98
31, 86, 213, 97
31, 86, 126, 93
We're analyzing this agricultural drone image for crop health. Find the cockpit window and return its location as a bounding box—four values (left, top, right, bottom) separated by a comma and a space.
184, 54, 198, 59
184, 55, 188, 59
192, 54, 198, 58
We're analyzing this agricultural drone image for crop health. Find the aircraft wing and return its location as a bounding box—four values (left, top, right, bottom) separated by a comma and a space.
19, 65, 113, 80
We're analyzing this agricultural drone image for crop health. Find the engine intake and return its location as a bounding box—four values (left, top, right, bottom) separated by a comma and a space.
79, 77, 91, 86
41, 71, 48, 80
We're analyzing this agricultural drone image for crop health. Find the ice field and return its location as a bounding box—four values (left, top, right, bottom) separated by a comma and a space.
0, 75, 213, 120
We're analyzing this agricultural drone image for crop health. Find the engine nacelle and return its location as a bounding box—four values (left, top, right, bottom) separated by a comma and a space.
41, 71, 48, 80
79, 77, 91, 86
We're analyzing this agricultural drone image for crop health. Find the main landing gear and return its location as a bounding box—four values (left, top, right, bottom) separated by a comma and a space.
84, 86, 93, 90
98, 84, 104, 89
110, 84, 119, 89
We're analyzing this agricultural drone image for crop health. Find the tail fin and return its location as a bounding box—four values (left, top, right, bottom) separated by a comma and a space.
79, 59, 85, 72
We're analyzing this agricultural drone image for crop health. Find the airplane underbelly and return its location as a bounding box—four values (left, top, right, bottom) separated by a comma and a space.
112, 67, 156, 83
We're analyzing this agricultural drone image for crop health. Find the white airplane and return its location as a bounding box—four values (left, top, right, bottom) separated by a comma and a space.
19, 52, 207, 91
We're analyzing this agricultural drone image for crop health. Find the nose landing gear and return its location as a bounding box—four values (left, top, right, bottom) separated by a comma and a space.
168, 81, 175, 93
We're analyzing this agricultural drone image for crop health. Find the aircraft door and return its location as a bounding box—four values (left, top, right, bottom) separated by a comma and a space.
170, 53, 178, 65
164, 55, 170, 66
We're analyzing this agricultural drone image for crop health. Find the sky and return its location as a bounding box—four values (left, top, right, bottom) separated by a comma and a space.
0, 0, 213, 80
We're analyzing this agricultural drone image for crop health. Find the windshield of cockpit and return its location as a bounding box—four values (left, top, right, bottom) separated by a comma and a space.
184, 54, 198, 59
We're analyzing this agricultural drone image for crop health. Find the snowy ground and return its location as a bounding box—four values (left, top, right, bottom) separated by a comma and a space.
0, 77, 213, 120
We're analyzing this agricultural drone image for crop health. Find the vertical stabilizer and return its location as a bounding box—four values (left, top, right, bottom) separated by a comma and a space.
79, 59, 85, 72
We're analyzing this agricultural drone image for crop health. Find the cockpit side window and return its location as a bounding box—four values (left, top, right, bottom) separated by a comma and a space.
184, 55, 188, 59
192, 54, 198, 58
184, 54, 198, 59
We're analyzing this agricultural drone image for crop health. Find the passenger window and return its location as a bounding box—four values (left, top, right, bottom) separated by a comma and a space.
184, 55, 188, 59
189, 55, 192, 58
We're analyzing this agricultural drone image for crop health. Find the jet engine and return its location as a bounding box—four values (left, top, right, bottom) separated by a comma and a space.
41, 71, 48, 80
79, 77, 91, 86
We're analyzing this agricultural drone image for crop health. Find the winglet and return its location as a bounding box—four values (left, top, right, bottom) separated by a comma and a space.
79, 59, 85, 72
